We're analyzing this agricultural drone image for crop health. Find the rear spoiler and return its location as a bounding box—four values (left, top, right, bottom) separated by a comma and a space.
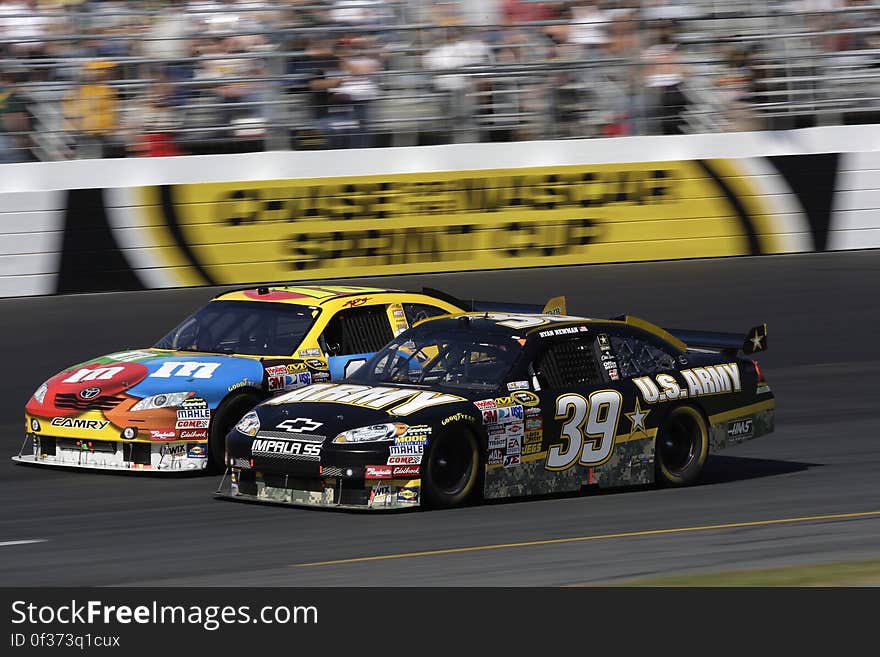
667, 323, 768, 356
422, 287, 567, 316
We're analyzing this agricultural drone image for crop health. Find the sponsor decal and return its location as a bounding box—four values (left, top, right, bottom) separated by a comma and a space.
392, 465, 421, 477
388, 444, 424, 456
107, 350, 155, 362
525, 418, 543, 431
633, 363, 742, 404
50, 417, 109, 431
511, 390, 540, 407
387, 455, 422, 465
187, 444, 208, 459
525, 405, 541, 417
177, 408, 211, 420
299, 348, 322, 358
487, 449, 504, 465
179, 429, 207, 440
265, 365, 288, 377
306, 358, 328, 370
504, 454, 521, 467
150, 361, 221, 379
397, 486, 419, 504
343, 297, 370, 308
395, 434, 428, 445
62, 366, 125, 384
524, 430, 542, 444
507, 380, 530, 391
181, 397, 208, 408
150, 430, 176, 441
79, 387, 101, 399
482, 408, 498, 424
506, 436, 521, 455
497, 406, 524, 422
228, 379, 253, 392
727, 418, 754, 441
176, 419, 209, 430
251, 438, 321, 457
505, 422, 524, 436
597, 333, 611, 350
275, 418, 323, 433
265, 383, 464, 416
160, 443, 186, 457
441, 412, 474, 426
369, 483, 393, 507
488, 436, 506, 450
287, 363, 308, 374
268, 371, 312, 392
607, 368, 620, 381
523, 442, 542, 456
365, 465, 393, 479
474, 399, 497, 411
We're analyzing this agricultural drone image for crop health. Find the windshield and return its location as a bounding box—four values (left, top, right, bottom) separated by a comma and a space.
349, 327, 523, 393
154, 301, 319, 356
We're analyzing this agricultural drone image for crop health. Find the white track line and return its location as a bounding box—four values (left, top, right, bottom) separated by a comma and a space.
0, 539, 48, 548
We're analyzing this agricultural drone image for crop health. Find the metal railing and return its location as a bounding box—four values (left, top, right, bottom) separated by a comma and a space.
1, 1, 879, 161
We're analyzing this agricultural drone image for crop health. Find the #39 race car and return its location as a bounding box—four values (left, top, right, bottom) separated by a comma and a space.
17, 286, 566, 473
220, 312, 774, 509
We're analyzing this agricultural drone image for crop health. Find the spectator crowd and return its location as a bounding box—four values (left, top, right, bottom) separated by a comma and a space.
1, 0, 880, 161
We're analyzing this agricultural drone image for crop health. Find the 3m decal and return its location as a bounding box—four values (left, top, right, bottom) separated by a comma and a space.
150, 361, 221, 379
546, 390, 622, 471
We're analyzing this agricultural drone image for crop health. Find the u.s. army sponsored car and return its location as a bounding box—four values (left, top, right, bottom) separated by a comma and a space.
220, 311, 774, 509
18, 286, 565, 473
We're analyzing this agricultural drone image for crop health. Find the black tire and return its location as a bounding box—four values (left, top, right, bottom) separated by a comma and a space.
208, 391, 263, 473
655, 405, 709, 487
420, 426, 481, 508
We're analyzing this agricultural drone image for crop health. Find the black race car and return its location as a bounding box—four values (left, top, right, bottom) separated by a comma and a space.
219, 312, 774, 509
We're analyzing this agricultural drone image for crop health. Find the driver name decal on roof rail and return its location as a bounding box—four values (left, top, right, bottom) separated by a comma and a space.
264, 383, 465, 415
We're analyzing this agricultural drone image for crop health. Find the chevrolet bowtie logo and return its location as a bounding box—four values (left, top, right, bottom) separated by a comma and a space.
276, 418, 323, 433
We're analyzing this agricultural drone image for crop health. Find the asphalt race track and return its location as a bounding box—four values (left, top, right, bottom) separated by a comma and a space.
1, 251, 878, 586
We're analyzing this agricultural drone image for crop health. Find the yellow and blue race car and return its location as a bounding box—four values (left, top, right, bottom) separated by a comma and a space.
16, 285, 565, 473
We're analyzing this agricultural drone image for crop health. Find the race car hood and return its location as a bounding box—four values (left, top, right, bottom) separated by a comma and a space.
26, 348, 266, 418
248, 382, 477, 439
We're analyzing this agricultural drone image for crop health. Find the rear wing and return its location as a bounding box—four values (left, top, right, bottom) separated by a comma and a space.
667, 323, 768, 356
422, 287, 567, 316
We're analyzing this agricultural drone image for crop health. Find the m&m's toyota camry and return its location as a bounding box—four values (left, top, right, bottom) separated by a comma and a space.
17, 286, 566, 473
220, 311, 773, 509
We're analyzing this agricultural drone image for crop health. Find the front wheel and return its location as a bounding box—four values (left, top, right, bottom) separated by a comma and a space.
208, 391, 263, 473
420, 427, 481, 508
655, 405, 709, 486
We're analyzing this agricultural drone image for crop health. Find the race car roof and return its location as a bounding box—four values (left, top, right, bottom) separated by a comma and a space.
212, 285, 400, 306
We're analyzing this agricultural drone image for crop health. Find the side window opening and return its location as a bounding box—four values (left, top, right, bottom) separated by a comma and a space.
322, 306, 393, 356
533, 337, 602, 389
610, 335, 676, 377
403, 303, 448, 326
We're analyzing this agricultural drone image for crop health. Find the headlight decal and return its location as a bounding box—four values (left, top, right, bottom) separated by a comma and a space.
235, 410, 260, 437
32, 382, 49, 405
130, 391, 193, 411
333, 422, 409, 444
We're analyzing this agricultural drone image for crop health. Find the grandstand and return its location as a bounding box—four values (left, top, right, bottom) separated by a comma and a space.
1, 0, 878, 161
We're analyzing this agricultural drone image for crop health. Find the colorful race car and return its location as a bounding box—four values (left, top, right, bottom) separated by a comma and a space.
220, 312, 774, 509
16, 286, 566, 473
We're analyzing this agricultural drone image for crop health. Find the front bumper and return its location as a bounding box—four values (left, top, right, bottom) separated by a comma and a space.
13, 433, 208, 473
216, 467, 421, 510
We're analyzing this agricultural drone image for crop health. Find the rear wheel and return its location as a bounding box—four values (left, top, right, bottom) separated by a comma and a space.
655, 405, 709, 486
208, 391, 262, 473
421, 426, 481, 508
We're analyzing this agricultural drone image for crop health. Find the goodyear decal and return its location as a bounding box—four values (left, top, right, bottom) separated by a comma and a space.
123, 159, 798, 286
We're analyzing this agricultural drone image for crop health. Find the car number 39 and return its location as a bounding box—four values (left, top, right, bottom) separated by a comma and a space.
546, 390, 622, 470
